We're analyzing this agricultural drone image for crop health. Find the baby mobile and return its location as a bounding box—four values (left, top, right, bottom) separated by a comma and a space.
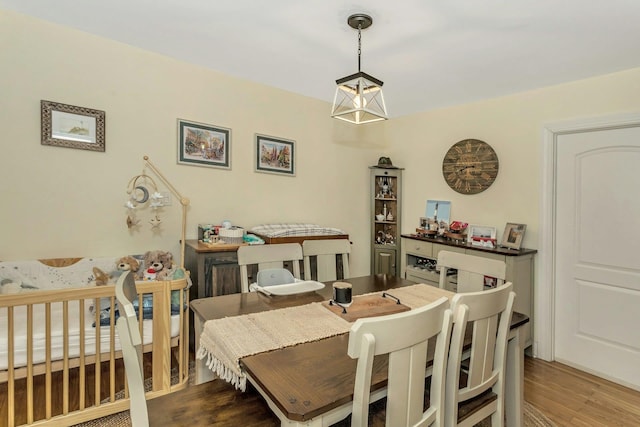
124, 156, 191, 270
125, 169, 165, 230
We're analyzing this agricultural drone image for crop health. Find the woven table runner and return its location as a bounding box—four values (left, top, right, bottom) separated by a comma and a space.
196, 284, 453, 390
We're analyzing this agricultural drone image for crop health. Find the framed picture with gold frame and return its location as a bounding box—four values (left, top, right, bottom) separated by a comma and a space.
41, 100, 105, 152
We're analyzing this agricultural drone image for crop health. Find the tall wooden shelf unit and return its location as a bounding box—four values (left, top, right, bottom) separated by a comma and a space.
370, 165, 403, 276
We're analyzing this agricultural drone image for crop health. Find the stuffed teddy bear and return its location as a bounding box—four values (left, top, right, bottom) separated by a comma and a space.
109, 255, 142, 282
116, 255, 141, 274
92, 256, 141, 286
140, 250, 175, 281
142, 267, 157, 281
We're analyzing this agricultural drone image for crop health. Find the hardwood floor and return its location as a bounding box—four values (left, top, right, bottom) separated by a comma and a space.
524, 357, 640, 426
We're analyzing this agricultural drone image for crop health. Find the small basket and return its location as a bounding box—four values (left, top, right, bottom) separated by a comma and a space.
444, 231, 467, 242
218, 227, 244, 244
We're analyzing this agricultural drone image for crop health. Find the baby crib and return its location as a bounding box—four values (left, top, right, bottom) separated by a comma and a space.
0, 257, 189, 427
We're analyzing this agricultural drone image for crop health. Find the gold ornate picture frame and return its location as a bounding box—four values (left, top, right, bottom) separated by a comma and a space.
41, 100, 106, 152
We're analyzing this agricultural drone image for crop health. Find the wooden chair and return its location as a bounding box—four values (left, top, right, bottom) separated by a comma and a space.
445, 282, 515, 427
115, 272, 279, 427
237, 243, 303, 293
436, 251, 506, 293
347, 297, 453, 427
302, 238, 351, 281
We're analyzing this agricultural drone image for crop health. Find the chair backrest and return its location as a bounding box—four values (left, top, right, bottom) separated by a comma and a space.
114, 271, 150, 427
237, 243, 303, 293
437, 251, 506, 293
302, 239, 351, 281
348, 297, 452, 427
445, 282, 515, 426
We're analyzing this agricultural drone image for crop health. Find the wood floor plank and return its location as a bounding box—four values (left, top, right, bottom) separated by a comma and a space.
524, 357, 640, 426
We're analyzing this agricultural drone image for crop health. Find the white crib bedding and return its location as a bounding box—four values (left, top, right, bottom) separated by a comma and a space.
0, 257, 119, 291
0, 299, 180, 371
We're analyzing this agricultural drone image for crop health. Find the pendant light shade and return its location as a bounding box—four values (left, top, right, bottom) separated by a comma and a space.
331, 14, 388, 124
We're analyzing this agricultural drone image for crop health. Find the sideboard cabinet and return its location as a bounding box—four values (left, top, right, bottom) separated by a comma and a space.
401, 234, 537, 347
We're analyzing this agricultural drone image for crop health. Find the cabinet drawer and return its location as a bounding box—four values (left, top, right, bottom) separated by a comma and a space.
406, 267, 457, 289
433, 243, 465, 259
465, 250, 506, 262
404, 239, 433, 258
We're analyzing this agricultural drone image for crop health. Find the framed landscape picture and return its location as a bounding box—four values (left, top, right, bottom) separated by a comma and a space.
177, 119, 231, 169
467, 224, 497, 247
425, 200, 451, 230
255, 134, 295, 176
41, 100, 105, 152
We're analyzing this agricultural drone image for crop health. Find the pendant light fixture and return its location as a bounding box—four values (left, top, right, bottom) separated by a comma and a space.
331, 13, 388, 124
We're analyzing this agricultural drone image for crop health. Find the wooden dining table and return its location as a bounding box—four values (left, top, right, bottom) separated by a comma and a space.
190, 274, 528, 427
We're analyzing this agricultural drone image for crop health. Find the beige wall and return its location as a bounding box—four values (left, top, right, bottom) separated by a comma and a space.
2, 9, 640, 279
388, 68, 640, 249
0, 10, 385, 275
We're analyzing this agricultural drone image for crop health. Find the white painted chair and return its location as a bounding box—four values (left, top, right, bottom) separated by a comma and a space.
115, 271, 279, 426
302, 238, 351, 281
237, 243, 303, 293
445, 282, 515, 427
114, 271, 149, 427
347, 297, 453, 427
436, 251, 506, 293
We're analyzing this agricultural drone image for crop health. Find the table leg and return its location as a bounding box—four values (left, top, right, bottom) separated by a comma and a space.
194, 314, 215, 385
505, 325, 524, 426
197, 254, 206, 299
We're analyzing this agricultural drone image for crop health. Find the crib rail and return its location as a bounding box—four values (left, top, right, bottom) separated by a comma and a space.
0, 278, 189, 427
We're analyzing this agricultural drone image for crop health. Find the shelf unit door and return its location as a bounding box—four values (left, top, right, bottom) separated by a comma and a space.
373, 248, 397, 275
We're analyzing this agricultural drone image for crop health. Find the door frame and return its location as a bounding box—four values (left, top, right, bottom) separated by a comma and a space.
537, 112, 640, 361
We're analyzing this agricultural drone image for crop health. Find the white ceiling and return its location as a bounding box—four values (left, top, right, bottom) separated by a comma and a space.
3, 0, 640, 118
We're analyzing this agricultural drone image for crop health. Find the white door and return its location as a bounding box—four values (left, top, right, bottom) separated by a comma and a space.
554, 125, 640, 390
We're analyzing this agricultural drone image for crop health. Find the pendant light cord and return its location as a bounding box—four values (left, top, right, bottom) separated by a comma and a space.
357, 24, 362, 72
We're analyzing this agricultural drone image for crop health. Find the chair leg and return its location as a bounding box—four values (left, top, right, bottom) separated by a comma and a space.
490, 410, 504, 427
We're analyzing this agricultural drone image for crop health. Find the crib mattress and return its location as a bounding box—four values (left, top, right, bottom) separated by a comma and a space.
0, 299, 180, 371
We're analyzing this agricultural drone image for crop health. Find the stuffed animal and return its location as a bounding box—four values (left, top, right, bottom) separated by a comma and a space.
107, 255, 142, 283
142, 267, 157, 281
116, 256, 141, 274
140, 250, 175, 281
93, 267, 110, 286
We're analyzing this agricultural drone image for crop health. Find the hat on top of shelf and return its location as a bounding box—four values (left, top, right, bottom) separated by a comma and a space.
376, 156, 397, 168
